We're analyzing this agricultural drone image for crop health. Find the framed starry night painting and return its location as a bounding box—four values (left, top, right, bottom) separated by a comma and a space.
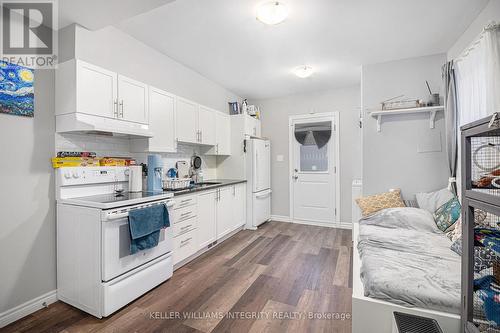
0, 61, 34, 117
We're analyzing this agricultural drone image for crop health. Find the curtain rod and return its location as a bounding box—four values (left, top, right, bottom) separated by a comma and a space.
455, 21, 499, 63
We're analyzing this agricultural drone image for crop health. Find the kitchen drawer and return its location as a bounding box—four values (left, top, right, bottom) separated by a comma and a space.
173, 216, 197, 238
173, 195, 197, 210
173, 228, 197, 264
171, 204, 198, 224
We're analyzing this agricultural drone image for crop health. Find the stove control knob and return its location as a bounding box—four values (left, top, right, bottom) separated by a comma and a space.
64, 172, 71, 179
72, 171, 80, 179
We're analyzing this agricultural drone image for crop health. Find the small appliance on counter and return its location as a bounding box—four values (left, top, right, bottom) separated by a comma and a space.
128, 165, 143, 192
176, 160, 190, 179
147, 154, 164, 192
190, 154, 204, 184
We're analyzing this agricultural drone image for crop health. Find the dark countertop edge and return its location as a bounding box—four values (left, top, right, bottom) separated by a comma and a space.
165, 179, 247, 196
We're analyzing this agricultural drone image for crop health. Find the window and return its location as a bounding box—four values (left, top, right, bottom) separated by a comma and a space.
294, 121, 331, 172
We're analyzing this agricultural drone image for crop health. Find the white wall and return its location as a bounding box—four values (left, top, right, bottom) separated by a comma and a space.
448, 0, 500, 60
0, 23, 239, 320
362, 54, 449, 199
56, 24, 242, 178
254, 85, 361, 222
0, 69, 56, 315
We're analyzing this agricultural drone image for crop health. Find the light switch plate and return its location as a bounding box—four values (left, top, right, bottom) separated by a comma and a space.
276, 155, 284, 162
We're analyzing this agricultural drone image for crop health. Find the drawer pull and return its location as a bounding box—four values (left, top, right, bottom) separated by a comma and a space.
180, 211, 192, 217
180, 198, 192, 203
181, 224, 192, 231
180, 237, 192, 247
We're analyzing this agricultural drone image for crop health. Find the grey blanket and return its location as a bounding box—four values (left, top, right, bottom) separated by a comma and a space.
357, 207, 461, 314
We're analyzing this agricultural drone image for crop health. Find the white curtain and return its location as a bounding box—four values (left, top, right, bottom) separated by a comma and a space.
455, 23, 500, 125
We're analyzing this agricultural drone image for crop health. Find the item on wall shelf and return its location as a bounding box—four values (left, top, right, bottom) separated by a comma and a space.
99, 157, 133, 167
381, 95, 420, 110
0, 61, 34, 117
57, 151, 97, 158
51, 156, 99, 168
242, 99, 248, 113
228, 102, 240, 115
167, 168, 177, 178
425, 80, 440, 106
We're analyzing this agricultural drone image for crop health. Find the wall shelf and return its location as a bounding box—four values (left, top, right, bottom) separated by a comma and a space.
370, 106, 444, 132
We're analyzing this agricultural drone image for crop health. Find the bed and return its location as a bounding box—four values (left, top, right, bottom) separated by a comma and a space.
352, 207, 461, 333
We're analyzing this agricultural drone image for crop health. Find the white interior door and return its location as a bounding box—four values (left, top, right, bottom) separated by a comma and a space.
290, 114, 337, 224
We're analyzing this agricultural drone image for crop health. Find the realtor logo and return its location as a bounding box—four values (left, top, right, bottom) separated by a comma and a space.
1, 0, 58, 68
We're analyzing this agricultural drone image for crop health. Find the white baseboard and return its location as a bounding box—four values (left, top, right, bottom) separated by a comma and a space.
0, 290, 57, 328
270, 215, 352, 229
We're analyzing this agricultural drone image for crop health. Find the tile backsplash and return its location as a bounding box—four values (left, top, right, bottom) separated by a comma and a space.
55, 133, 217, 179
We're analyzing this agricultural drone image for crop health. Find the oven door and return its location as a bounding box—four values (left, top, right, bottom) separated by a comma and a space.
101, 200, 174, 282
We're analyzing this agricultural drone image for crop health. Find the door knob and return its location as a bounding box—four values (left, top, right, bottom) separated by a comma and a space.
293, 175, 298, 180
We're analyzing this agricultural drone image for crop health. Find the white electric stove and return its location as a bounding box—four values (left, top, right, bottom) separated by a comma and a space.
56, 166, 174, 318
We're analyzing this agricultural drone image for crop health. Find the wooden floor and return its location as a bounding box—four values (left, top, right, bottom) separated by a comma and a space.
4, 221, 353, 333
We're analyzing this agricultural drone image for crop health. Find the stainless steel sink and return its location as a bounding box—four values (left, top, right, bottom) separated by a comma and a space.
195, 182, 222, 187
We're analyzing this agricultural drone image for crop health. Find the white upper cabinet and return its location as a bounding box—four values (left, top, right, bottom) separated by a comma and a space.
117, 75, 149, 124
176, 97, 198, 144
74, 60, 118, 118
207, 112, 231, 156
245, 115, 261, 137
56, 59, 151, 129
175, 99, 216, 146
130, 87, 176, 153
198, 106, 216, 146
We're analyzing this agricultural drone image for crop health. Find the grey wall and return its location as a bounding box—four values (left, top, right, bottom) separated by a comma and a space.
362, 54, 449, 198
448, 0, 500, 60
254, 85, 362, 222
0, 69, 56, 313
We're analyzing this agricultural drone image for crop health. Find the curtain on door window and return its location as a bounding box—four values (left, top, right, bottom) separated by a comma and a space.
294, 121, 331, 172
455, 23, 500, 125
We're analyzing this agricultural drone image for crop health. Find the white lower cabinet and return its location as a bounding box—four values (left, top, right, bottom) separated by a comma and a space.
232, 183, 246, 228
173, 184, 246, 266
216, 187, 233, 239
171, 194, 198, 265
197, 190, 217, 250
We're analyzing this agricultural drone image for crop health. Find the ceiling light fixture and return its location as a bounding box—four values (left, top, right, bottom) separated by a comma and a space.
293, 65, 314, 78
256, 1, 289, 25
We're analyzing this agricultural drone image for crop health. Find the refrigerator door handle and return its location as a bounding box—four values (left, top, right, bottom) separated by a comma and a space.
255, 190, 272, 199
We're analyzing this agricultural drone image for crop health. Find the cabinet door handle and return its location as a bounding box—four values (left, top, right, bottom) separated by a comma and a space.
200, 131, 203, 143
119, 100, 124, 118
113, 99, 118, 117
216, 143, 219, 154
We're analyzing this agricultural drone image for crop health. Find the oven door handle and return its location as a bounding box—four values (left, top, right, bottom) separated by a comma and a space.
104, 200, 175, 221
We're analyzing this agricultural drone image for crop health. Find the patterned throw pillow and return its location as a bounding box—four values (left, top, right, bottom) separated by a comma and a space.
474, 247, 496, 272
355, 190, 406, 217
433, 197, 461, 232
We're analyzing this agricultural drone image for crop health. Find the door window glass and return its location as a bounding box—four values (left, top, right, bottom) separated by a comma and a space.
294, 121, 331, 172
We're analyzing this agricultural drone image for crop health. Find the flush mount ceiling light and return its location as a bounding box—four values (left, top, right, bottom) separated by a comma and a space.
256, 1, 289, 25
293, 65, 314, 78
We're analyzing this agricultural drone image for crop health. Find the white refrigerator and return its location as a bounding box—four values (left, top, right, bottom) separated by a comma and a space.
246, 138, 271, 229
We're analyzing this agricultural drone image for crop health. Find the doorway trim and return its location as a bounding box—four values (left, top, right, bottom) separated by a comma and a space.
288, 112, 341, 225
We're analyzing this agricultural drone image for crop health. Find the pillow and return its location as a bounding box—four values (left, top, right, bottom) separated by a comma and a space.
450, 238, 462, 256
433, 197, 461, 232
474, 247, 496, 272
416, 188, 454, 214
446, 218, 462, 241
355, 190, 406, 217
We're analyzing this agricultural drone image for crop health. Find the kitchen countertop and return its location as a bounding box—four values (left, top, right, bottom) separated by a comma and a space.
164, 179, 247, 196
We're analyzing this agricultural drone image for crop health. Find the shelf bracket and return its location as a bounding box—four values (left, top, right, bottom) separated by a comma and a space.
376, 115, 382, 132
430, 110, 437, 129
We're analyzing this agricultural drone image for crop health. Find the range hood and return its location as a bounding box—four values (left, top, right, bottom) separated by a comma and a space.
56, 113, 154, 138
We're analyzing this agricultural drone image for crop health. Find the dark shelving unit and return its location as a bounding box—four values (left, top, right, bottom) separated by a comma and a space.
461, 113, 500, 333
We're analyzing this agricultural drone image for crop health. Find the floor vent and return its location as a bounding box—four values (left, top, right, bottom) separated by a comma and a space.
393, 311, 443, 333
